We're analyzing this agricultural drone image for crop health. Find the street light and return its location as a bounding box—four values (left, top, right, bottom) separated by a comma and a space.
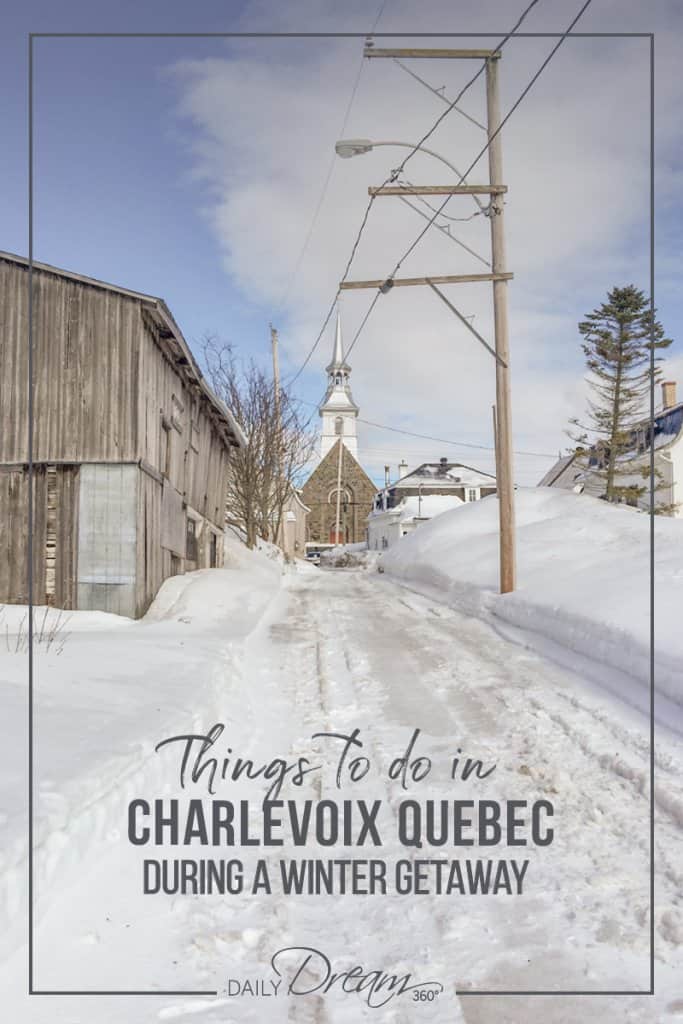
334, 138, 486, 213
335, 138, 463, 176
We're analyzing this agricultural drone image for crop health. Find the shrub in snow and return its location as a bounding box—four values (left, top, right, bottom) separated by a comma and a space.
1, 605, 71, 655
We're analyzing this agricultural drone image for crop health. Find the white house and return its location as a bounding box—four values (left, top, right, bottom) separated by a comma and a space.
275, 488, 310, 561
367, 459, 497, 550
539, 380, 683, 516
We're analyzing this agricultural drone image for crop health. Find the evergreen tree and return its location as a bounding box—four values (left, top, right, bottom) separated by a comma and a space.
569, 285, 672, 505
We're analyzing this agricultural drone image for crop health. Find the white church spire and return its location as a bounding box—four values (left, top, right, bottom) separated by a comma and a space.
319, 309, 359, 460
328, 309, 345, 371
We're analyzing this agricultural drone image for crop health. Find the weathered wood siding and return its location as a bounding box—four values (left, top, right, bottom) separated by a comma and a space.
137, 313, 230, 530
0, 258, 140, 463
0, 254, 236, 616
0, 464, 79, 607
136, 468, 164, 616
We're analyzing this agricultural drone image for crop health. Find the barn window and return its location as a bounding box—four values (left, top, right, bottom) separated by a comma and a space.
171, 394, 184, 433
160, 420, 172, 478
190, 423, 200, 453
186, 517, 198, 562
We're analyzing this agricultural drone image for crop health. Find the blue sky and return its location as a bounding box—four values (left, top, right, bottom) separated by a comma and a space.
3, 6, 267, 356
2, 0, 681, 486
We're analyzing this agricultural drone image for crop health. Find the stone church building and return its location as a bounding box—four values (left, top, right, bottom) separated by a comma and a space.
301, 313, 375, 547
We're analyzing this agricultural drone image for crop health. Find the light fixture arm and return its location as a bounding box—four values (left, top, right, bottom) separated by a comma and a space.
336, 138, 487, 213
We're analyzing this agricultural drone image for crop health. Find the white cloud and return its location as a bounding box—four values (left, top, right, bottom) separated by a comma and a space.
167, 0, 682, 485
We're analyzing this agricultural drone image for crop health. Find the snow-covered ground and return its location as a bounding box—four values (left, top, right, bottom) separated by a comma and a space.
320, 542, 379, 569
0, 536, 283, 966
0, 513, 682, 1023
381, 488, 683, 729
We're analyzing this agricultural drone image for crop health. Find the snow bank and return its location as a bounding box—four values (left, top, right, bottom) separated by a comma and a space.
0, 533, 283, 953
380, 488, 682, 708
144, 532, 281, 629
320, 542, 379, 569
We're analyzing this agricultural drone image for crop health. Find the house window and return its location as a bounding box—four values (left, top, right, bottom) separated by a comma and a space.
467, 488, 478, 502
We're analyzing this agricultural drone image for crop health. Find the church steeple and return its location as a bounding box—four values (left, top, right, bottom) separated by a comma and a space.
327, 309, 347, 374
319, 310, 359, 460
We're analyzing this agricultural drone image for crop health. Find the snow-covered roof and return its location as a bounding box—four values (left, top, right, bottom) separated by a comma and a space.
541, 402, 683, 488
537, 453, 577, 487
394, 461, 496, 489
400, 494, 464, 520
368, 493, 464, 524
320, 389, 359, 412
643, 403, 683, 451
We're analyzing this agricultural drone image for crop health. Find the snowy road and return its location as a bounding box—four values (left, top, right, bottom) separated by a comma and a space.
3, 564, 683, 1022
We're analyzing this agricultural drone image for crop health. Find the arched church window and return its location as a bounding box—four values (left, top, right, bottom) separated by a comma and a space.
335, 373, 342, 385
335, 417, 344, 436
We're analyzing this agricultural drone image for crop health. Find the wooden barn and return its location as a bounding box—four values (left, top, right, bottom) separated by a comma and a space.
0, 252, 246, 617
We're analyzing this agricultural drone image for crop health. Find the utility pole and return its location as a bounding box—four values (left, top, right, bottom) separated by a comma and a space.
486, 57, 516, 593
270, 324, 284, 553
334, 438, 343, 546
492, 404, 501, 487
270, 324, 281, 427
341, 44, 517, 593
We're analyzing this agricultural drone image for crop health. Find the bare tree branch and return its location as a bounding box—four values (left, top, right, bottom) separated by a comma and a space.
202, 335, 317, 549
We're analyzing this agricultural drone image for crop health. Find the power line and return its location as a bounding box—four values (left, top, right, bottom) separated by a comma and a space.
274, 71, 365, 315
391, 57, 487, 131
405, 189, 483, 223
355, 414, 556, 458
398, 192, 489, 269
345, 0, 594, 364
296, 397, 555, 458
382, 0, 543, 185
275, 0, 389, 320
390, 0, 594, 277
291, 1, 592, 467
287, 0, 541, 385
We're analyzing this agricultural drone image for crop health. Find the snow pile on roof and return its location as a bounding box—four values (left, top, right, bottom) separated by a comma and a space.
380, 487, 682, 714
398, 462, 494, 487
399, 493, 464, 519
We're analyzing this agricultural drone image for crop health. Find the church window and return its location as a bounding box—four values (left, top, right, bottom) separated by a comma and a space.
335, 373, 342, 385
335, 416, 344, 436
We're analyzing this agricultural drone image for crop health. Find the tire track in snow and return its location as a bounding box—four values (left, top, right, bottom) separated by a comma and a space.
315, 570, 683, 1020
155, 566, 683, 1023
